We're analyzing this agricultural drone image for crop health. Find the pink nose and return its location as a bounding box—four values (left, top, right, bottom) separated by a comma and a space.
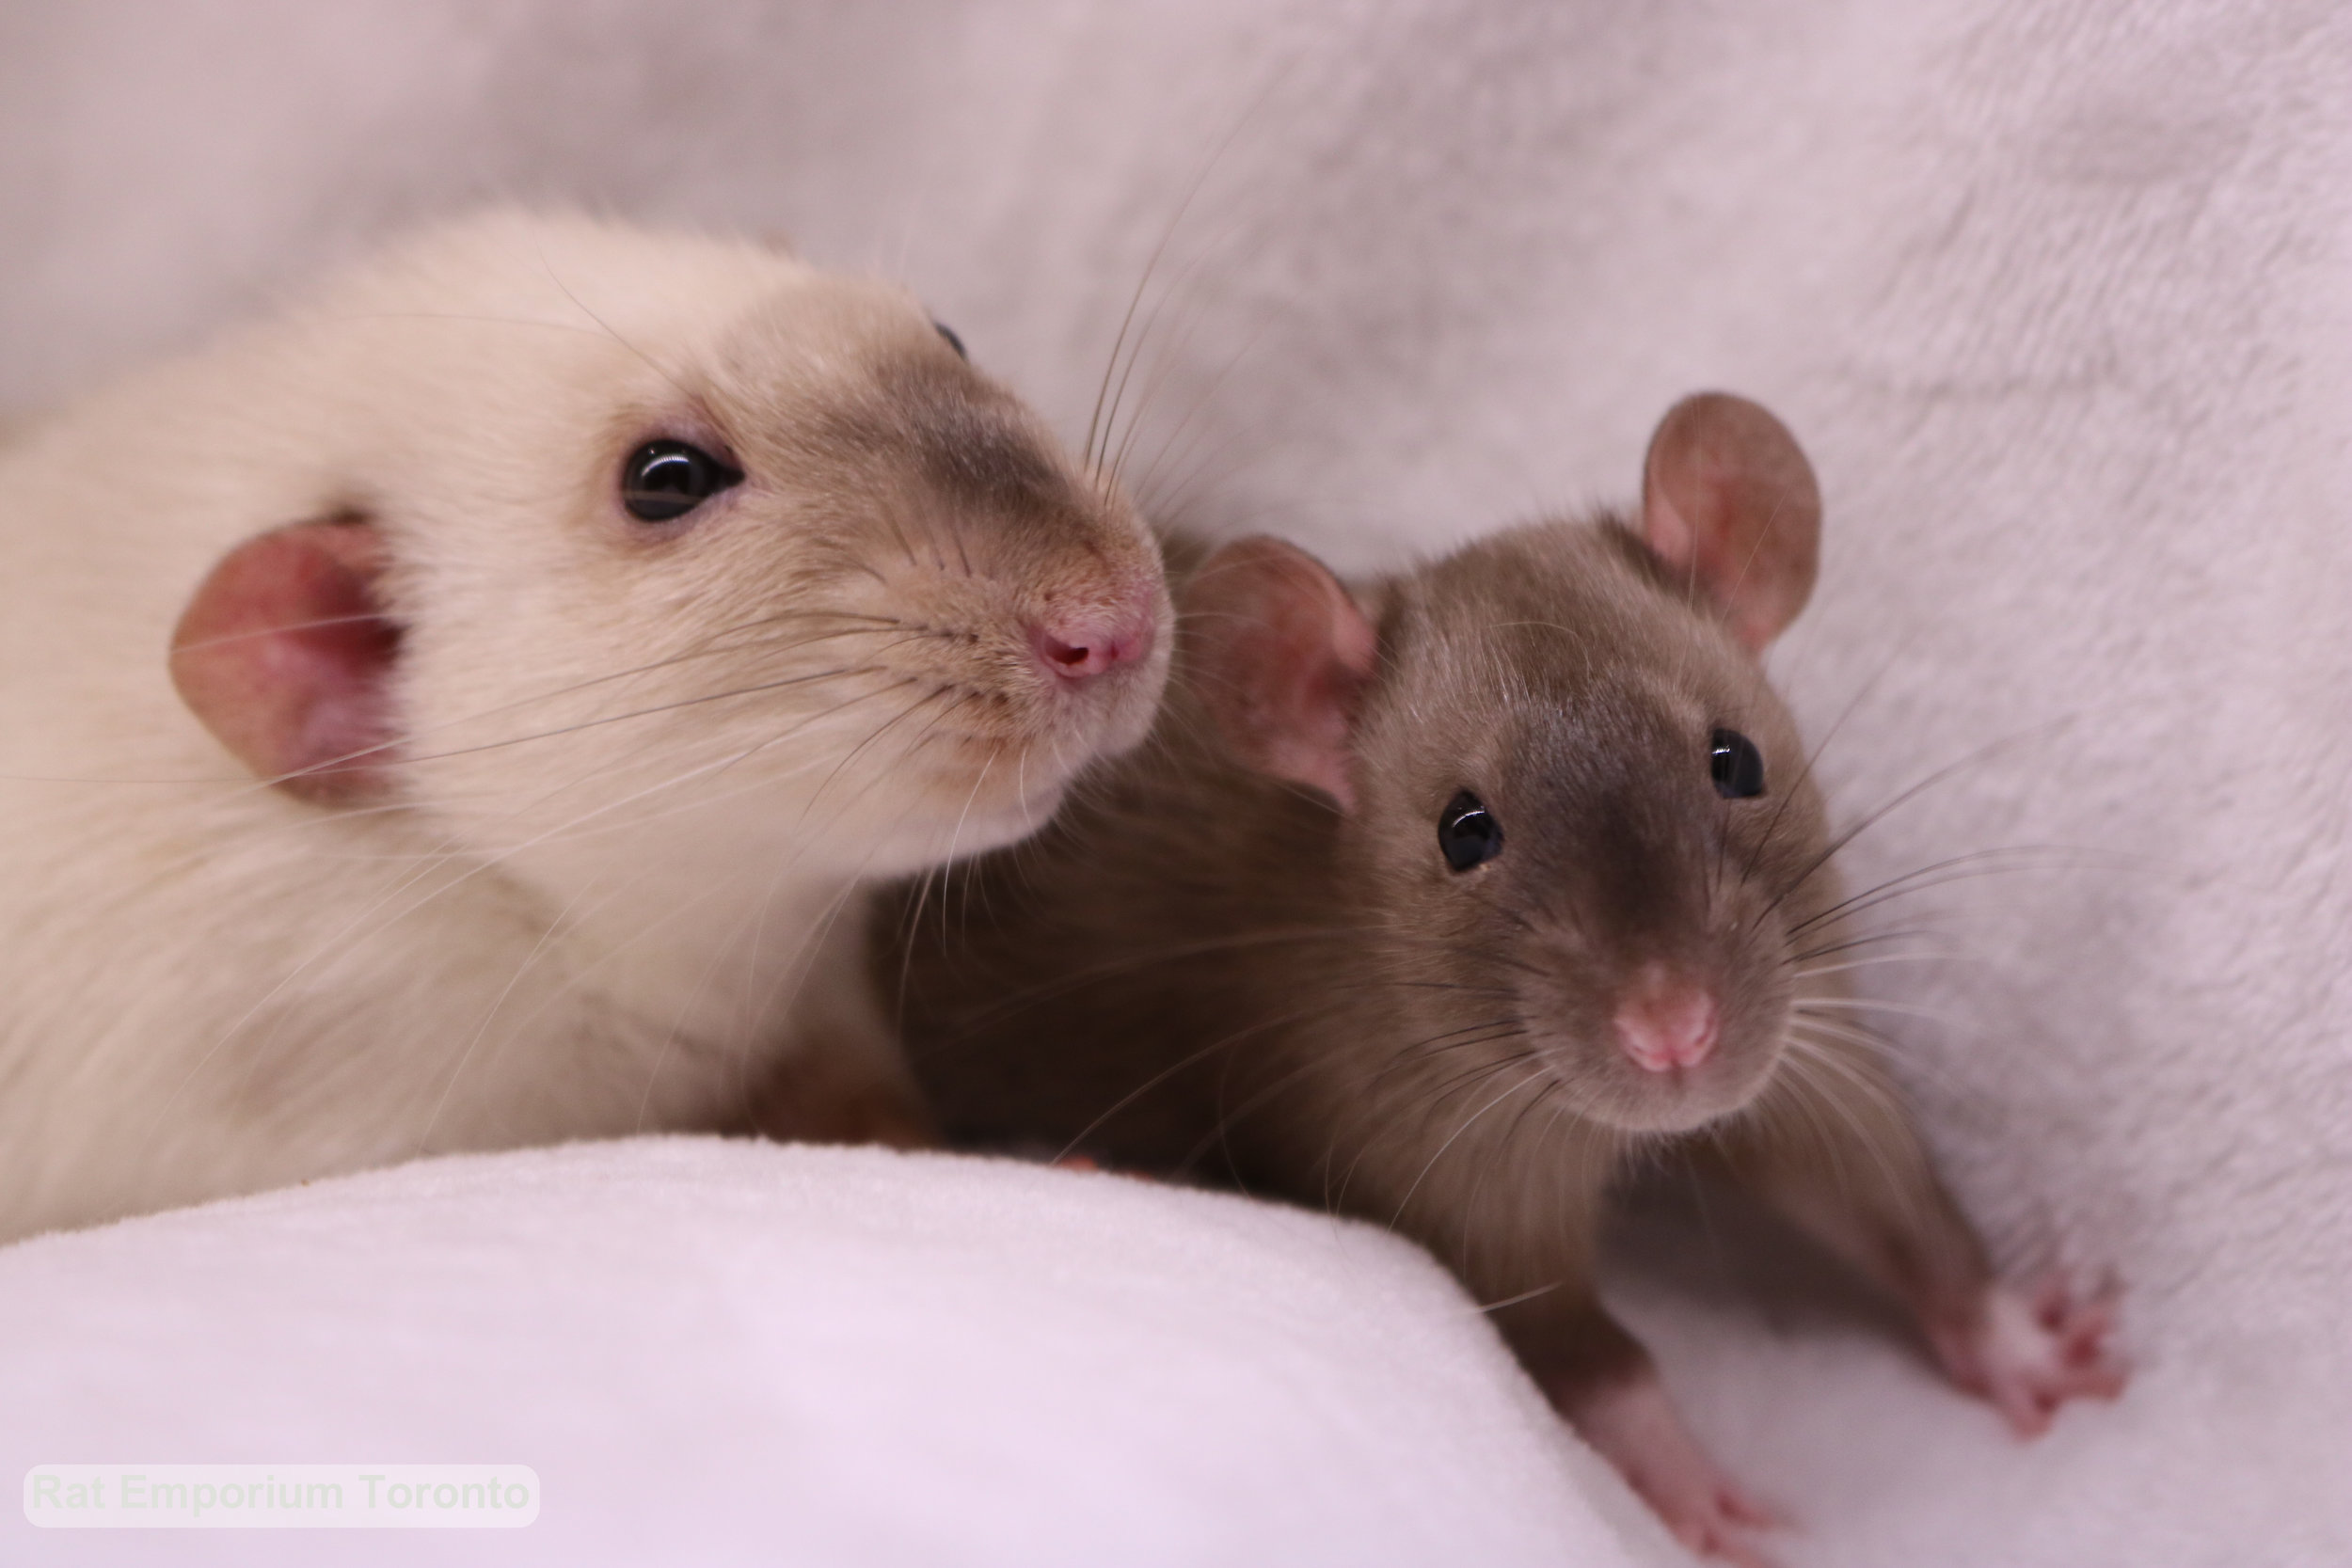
1031, 596, 1155, 683
1613, 966, 1719, 1074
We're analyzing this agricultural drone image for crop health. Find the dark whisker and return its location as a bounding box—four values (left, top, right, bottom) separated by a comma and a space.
1787, 845, 2117, 937
1761, 719, 2075, 921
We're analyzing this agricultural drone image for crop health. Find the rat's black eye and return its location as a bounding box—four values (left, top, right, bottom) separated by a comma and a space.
1709, 729, 1766, 799
934, 322, 968, 360
622, 439, 742, 524
1438, 790, 1503, 873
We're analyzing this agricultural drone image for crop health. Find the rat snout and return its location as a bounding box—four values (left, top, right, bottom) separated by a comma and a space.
1613, 963, 1719, 1074
1029, 587, 1158, 684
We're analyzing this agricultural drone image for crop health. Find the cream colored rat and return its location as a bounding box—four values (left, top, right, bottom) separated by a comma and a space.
0, 212, 1169, 1241
891, 395, 2123, 1564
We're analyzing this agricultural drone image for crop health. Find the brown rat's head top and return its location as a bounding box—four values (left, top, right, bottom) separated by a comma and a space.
167, 212, 1170, 895
1188, 394, 1827, 1136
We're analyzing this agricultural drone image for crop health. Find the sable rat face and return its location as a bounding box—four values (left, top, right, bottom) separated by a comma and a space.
1347, 524, 1830, 1134
1186, 392, 1824, 1139
170, 214, 1171, 899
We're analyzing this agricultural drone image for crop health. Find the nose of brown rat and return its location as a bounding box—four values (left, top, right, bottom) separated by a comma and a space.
1613, 962, 1719, 1074
1030, 587, 1158, 684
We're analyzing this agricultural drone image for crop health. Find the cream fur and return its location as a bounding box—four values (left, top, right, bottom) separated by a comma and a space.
0, 211, 1168, 1240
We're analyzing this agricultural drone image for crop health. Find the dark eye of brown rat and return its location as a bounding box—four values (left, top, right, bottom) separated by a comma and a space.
1436, 790, 1504, 871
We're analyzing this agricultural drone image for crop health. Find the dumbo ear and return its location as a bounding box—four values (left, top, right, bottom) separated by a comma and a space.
1640, 392, 1822, 652
168, 516, 403, 803
1184, 536, 1377, 811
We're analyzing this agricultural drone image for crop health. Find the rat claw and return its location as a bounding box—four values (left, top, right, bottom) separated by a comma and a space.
1701, 1527, 1783, 1568
1995, 1387, 2052, 1439
2070, 1316, 2126, 1363
1720, 1483, 1792, 1530
2058, 1357, 2129, 1402
1936, 1275, 2129, 1436
1676, 1518, 1775, 1568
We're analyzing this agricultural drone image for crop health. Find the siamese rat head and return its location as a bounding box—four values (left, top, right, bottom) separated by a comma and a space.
1189, 393, 1827, 1135
167, 214, 1170, 896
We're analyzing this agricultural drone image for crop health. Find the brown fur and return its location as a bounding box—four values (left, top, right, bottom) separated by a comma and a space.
883, 396, 2123, 1559
891, 518, 1986, 1354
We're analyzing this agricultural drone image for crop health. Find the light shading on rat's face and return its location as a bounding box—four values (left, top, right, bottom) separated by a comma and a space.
1348, 524, 1827, 1134
413, 278, 1165, 890
174, 214, 1171, 904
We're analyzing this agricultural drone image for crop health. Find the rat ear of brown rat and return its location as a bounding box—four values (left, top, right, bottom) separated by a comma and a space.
168, 515, 404, 804
1640, 392, 1822, 653
1184, 536, 1378, 811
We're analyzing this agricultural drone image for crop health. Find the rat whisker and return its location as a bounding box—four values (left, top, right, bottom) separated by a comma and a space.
1048, 1000, 1354, 1164
1761, 719, 2076, 921
1786, 927, 1954, 968
1792, 996, 1963, 1027
1789, 952, 1957, 982
1387, 1063, 1552, 1230
1787, 845, 2121, 938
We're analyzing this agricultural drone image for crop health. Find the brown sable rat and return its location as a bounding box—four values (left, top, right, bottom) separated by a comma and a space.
886, 393, 2122, 1563
0, 212, 1169, 1241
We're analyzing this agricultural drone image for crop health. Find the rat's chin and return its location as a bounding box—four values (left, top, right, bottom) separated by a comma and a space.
915, 760, 1073, 856
1537, 1038, 1779, 1136
988, 777, 1069, 841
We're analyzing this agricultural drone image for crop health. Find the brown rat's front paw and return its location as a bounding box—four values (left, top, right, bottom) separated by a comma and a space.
1557, 1370, 1788, 1568
1929, 1276, 2127, 1437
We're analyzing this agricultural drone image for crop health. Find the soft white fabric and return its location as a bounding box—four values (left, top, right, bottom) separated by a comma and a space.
5, 3, 2350, 1562
0, 1138, 1665, 1567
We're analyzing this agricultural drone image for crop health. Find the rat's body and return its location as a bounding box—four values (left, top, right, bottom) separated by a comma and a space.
892, 396, 2121, 1563
0, 213, 1168, 1242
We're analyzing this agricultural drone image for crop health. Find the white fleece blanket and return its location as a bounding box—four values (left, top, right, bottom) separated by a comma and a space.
0, 1138, 1670, 1568
5, 3, 2350, 1563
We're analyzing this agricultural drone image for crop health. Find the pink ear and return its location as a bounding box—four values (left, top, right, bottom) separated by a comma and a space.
1640, 392, 1822, 652
168, 517, 403, 803
1184, 536, 1377, 811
